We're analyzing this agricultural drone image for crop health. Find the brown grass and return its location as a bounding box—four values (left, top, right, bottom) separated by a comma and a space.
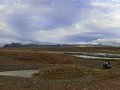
33, 65, 88, 80
0, 47, 120, 90
0, 49, 85, 65
2, 46, 120, 54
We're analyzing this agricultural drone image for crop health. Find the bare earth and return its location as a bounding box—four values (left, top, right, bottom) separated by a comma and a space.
0, 47, 120, 90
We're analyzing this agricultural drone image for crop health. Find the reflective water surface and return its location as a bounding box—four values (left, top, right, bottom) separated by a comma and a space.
0, 70, 39, 78
73, 55, 120, 60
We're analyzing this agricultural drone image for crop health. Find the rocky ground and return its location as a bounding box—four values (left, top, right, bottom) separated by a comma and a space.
0, 47, 120, 90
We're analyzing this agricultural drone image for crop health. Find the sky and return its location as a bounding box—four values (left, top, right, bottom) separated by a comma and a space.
0, 0, 120, 46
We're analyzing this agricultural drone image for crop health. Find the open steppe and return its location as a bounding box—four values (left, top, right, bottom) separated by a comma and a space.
0, 46, 120, 90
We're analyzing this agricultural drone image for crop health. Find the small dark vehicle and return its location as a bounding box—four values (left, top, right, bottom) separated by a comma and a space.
103, 61, 112, 69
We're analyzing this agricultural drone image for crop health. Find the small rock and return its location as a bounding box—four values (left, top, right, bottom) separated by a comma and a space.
26, 85, 30, 87
40, 72, 43, 74
83, 88, 87, 90
33, 82, 37, 85
17, 82, 20, 84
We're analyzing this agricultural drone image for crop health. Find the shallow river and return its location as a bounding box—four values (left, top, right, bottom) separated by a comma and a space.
67, 52, 120, 60
73, 55, 120, 60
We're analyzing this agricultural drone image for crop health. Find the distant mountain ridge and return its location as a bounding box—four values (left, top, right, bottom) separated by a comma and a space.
2, 43, 115, 48
2, 42, 59, 48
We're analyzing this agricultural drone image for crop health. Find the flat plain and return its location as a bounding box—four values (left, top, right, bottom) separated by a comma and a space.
0, 46, 120, 90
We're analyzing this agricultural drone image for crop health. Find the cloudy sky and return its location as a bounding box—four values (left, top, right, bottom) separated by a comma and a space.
0, 0, 120, 45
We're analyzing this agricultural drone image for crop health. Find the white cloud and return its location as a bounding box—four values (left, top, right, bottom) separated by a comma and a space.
0, 0, 120, 45
92, 38, 120, 46
91, 2, 120, 8
32, 22, 90, 43
79, 4, 120, 29
0, 21, 19, 38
